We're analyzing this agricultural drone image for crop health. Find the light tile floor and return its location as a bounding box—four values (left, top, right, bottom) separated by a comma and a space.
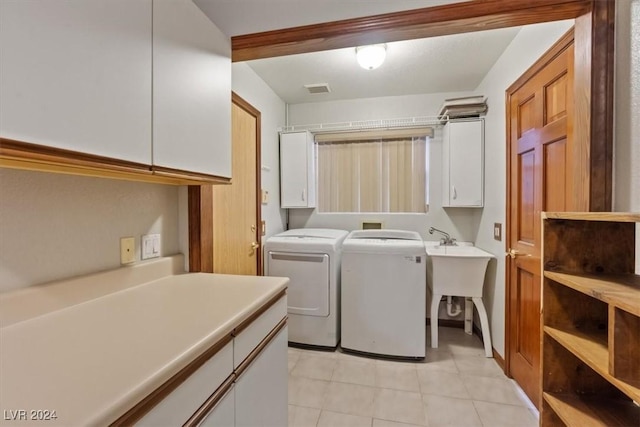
288, 327, 538, 427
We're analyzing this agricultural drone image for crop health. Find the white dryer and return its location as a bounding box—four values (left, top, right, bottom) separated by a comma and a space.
341, 230, 426, 359
264, 228, 348, 348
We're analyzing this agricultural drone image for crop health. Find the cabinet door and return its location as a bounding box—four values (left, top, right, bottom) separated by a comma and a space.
444, 120, 484, 207
0, 0, 152, 164
153, 0, 231, 177
441, 122, 452, 206
198, 385, 235, 427
137, 342, 233, 426
280, 132, 316, 208
235, 326, 288, 427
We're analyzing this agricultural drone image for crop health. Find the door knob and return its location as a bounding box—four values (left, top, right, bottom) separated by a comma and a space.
507, 248, 530, 259
251, 241, 260, 250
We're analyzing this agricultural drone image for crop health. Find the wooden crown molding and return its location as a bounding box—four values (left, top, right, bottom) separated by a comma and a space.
231, 0, 592, 62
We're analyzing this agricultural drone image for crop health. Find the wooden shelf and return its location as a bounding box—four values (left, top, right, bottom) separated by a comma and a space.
544, 326, 640, 403
542, 213, 640, 426
543, 392, 640, 427
543, 212, 640, 222
544, 271, 640, 317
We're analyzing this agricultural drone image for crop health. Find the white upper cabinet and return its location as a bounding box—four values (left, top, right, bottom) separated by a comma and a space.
442, 119, 484, 207
152, 0, 231, 178
0, 0, 152, 164
280, 131, 316, 208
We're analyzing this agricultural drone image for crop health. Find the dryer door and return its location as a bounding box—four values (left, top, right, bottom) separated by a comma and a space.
267, 251, 330, 317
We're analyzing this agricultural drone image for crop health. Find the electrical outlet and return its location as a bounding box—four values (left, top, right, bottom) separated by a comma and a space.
120, 237, 136, 264
142, 234, 161, 260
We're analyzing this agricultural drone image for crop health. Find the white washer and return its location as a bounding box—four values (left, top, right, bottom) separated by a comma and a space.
341, 230, 426, 359
264, 228, 348, 348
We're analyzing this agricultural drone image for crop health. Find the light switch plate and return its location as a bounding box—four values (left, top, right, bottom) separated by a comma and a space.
261, 189, 269, 204
494, 223, 502, 241
142, 234, 161, 260
120, 237, 135, 264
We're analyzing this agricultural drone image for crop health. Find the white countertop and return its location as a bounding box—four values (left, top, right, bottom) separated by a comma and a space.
0, 270, 288, 426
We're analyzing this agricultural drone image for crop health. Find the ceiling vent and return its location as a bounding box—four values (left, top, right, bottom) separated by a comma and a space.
304, 83, 331, 94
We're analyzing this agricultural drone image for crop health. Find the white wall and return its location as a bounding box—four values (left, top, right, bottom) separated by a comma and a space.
287, 91, 480, 242
615, 0, 640, 213
472, 20, 574, 357
0, 169, 180, 292
614, 0, 640, 273
232, 62, 287, 238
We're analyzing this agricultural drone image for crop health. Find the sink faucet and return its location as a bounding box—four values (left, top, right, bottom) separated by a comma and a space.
428, 227, 456, 246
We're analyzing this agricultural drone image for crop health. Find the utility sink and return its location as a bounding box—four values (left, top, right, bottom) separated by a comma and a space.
425, 245, 493, 297
425, 243, 495, 357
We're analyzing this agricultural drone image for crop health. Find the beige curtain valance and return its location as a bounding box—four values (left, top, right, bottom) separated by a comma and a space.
314, 127, 434, 143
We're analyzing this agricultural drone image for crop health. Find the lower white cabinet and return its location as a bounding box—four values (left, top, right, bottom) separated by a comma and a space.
198, 385, 235, 427
137, 342, 234, 426
235, 326, 288, 427
280, 131, 316, 208
442, 119, 484, 207
131, 295, 287, 427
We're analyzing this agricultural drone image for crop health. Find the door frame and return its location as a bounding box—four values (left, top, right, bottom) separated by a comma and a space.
189, 93, 262, 274
230, 92, 263, 275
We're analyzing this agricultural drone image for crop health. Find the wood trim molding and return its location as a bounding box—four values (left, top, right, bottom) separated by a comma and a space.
0, 138, 232, 186
188, 185, 214, 273
506, 29, 575, 94
110, 334, 233, 426
152, 166, 231, 185
233, 290, 287, 337
492, 348, 506, 371
575, 0, 615, 212
1, 137, 150, 173
231, 92, 264, 275
231, 0, 591, 61
466, 318, 506, 371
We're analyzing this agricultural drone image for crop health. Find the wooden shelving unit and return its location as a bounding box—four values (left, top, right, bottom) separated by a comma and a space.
541, 212, 640, 427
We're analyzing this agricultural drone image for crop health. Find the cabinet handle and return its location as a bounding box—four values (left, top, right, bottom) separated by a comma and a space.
452, 186, 457, 200
301, 189, 306, 202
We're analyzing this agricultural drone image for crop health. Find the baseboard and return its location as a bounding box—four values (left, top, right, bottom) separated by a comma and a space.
492, 348, 506, 370
471, 322, 505, 371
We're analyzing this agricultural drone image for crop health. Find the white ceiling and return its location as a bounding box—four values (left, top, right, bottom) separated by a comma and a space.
193, 0, 522, 104
244, 28, 521, 104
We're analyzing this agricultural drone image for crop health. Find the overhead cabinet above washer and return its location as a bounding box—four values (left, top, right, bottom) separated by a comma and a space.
441, 119, 484, 207
280, 131, 316, 208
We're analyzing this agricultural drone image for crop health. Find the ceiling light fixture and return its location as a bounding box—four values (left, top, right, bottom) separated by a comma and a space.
356, 44, 386, 70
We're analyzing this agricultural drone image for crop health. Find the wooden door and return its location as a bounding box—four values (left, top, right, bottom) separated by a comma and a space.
506, 30, 574, 408
212, 93, 261, 275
